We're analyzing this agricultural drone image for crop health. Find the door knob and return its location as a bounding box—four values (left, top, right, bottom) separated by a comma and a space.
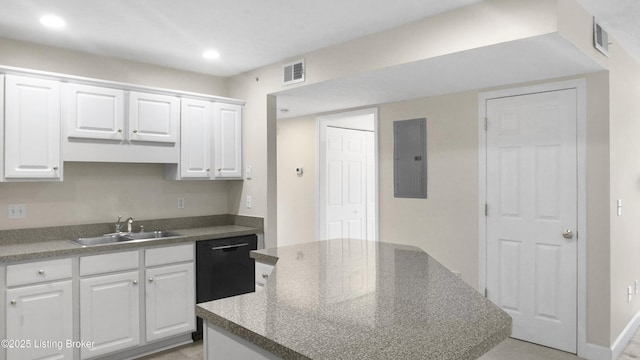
562, 229, 574, 239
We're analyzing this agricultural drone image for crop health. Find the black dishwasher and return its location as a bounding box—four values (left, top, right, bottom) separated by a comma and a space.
194, 234, 257, 339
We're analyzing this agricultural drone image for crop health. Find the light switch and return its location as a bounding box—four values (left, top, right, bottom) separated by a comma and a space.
246, 195, 252, 209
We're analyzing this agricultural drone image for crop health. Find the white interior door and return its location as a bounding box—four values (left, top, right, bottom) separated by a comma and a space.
321, 126, 371, 240
485, 89, 577, 353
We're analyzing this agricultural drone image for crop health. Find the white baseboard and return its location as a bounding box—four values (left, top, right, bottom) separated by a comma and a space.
609, 312, 640, 360
581, 342, 611, 360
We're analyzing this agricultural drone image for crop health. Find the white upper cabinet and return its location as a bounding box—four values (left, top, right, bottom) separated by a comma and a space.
180, 98, 212, 179
66, 83, 125, 141
4, 75, 62, 180
213, 102, 242, 179
129, 91, 179, 144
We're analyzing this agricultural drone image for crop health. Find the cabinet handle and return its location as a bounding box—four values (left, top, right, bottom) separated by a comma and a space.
262, 274, 269, 279
53, 166, 58, 171
132, 129, 138, 134
10, 300, 16, 305
206, 168, 211, 172
218, 168, 222, 172
148, 277, 154, 283
132, 280, 138, 285
117, 128, 123, 133
37, 269, 45, 275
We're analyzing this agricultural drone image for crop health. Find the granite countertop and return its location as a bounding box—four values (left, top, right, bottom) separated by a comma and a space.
0, 215, 262, 263
197, 239, 511, 360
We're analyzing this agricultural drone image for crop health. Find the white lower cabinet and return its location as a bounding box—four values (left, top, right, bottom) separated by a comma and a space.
80, 250, 140, 359
145, 244, 195, 342
5, 259, 73, 360
78, 244, 194, 358
2, 244, 195, 360
80, 271, 140, 359
6, 281, 73, 360
145, 263, 195, 341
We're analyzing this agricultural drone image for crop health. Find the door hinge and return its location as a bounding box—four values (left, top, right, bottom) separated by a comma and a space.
484, 203, 488, 216
484, 117, 488, 131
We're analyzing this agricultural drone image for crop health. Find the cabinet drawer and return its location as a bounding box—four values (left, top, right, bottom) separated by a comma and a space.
255, 261, 274, 287
81, 250, 139, 276
7, 258, 72, 287
145, 243, 194, 266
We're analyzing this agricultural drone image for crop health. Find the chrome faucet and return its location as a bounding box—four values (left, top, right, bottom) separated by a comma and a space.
115, 215, 123, 233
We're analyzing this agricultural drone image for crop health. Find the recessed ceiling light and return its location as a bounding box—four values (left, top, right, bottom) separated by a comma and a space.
202, 50, 220, 60
40, 14, 66, 29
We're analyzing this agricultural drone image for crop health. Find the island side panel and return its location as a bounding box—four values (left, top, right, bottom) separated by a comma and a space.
204, 321, 282, 360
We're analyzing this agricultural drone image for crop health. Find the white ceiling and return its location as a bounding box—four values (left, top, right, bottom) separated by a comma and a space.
0, 0, 634, 118
0, 0, 481, 77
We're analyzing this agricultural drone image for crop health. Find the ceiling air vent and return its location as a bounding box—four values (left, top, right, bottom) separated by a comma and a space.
283, 59, 305, 85
593, 17, 609, 57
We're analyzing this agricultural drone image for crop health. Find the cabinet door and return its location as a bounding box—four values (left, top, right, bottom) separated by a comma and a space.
129, 91, 179, 144
6, 280, 73, 360
145, 263, 195, 342
180, 99, 212, 179
212, 102, 242, 179
80, 271, 140, 359
66, 83, 125, 141
4, 75, 61, 180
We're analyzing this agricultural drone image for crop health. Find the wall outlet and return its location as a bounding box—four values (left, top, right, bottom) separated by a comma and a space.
8, 204, 26, 219
177, 197, 184, 209
246, 196, 252, 209
246, 166, 252, 180
629, 286, 633, 303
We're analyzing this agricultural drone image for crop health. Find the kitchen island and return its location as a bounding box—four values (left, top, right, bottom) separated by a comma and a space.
196, 239, 511, 359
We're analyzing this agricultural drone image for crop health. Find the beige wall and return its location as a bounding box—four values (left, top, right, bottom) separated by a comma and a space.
585, 72, 612, 347
608, 42, 640, 343
0, 37, 231, 230
0, 163, 229, 230
276, 115, 317, 247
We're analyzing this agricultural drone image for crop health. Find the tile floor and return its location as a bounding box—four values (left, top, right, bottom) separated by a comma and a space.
137, 331, 640, 360
137, 341, 203, 360
137, 338, 580, 360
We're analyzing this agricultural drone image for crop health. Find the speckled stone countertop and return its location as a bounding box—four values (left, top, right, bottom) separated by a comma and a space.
0, 215, 262, 263
197, 239, 511, 360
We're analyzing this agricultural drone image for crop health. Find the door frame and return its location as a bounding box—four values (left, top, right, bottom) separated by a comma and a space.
316, 108, 379, 242
478, 79, 587, 356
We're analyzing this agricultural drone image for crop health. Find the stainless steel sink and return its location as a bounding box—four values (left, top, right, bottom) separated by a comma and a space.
121, 231, 180, 240
71, 231, 180, 247
73, 234, 128, 247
